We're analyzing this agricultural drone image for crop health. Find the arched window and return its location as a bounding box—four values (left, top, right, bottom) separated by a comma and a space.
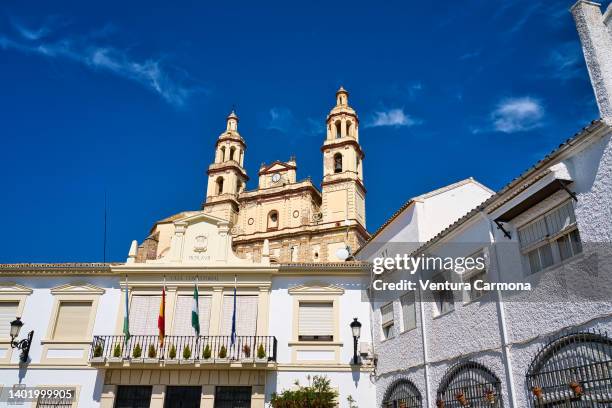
267, 210, 279, 230
236, 180, 242, 193
436, 361, 503, 407
335, 121, 342, 139
229, 146, 236, 161
346, 120, 353, 137
382, 379, 422, 408
526, 330, 612, 407
334, 153, 343, 173
216, 177, 224, 195
220, 146, 226, 162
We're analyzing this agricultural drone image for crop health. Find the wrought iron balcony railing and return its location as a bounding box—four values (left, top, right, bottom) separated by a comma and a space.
89, 335, 277, 364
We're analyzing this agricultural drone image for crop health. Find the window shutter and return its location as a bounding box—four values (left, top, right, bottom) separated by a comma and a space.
173, 295, 212, 336
380, 303, 394, 326
519, 218, 548, 248
400, 293, 416, 331
299, 302, 334, 337
221, 295, 258, 336
129, 295, 161, 335
0, 302, 18, 339
545, 201, 575, 236
53, 301, 92, 339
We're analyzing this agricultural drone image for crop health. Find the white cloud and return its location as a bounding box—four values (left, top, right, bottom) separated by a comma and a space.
548, 42, 583, 81
266, 107, 294, 132
0, 21, 200, 107
367, 108, 421, 128
491, 97, 544, 133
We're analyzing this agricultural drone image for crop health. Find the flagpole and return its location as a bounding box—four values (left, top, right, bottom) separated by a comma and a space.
123, 275, 130, 348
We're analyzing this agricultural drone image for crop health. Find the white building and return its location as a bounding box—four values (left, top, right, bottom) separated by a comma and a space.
358, 2, 612, 407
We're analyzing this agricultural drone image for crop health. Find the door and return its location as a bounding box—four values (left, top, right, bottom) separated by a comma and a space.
164, 386, 202, 408
114, 386, 152, 408
214, 386, 251, 408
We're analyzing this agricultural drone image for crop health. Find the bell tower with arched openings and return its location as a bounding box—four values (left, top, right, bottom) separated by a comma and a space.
203, 110, 249, 223
321, 87, 366, 234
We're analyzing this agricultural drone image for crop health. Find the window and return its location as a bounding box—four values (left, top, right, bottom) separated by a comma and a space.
220, 146, 226, 162
335, 121, 342, 138
0, 302, 18, 339
115, 386, 152, 408
129, 295, 161, 335
52, 301, 93, 340
298, 302, 333, 341
437, 361, 502, 408
463, 250, 488, 303
173, 295, 212, 336
519, 201, 582, 274
267, 210, 279, 230
216, 177, 224, 195
380, 302, 394, 339
334, 153, 343, 173
382, 379, 422, 408
346, 121, 352, 137
400, 293, 416, 332
432, 273, 454, 316
229, 146, 236, 161
221, 295, 258, 336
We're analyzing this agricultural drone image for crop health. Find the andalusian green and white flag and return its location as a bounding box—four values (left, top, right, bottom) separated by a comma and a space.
123, 276, 130, 344
191, 279, 200, 336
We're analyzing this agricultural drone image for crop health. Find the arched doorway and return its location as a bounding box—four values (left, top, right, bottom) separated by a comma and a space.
382, 378, 422, 408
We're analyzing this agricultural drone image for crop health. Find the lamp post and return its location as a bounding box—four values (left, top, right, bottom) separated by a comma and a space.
350, 317, 362, 365
10, 317, 34, 363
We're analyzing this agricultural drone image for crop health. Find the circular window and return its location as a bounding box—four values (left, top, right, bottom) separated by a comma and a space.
247, 218, 254, 225
292, 210, 300, 218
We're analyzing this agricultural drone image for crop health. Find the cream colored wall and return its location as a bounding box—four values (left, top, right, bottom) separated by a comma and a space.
238, 194, 317, 236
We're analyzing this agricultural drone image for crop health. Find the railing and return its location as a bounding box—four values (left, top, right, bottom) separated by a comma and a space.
89, 335, 277, 363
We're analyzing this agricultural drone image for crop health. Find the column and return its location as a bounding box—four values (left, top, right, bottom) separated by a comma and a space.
99, 384, 117, 408
149, 385, 165, 408
200, 385, 215, 408
209, 286, 224, 335
251, 385, 265, 408
256, 285, 271, 336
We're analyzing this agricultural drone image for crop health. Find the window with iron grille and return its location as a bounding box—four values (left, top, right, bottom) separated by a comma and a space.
114, 385, 152, 408
436, 361, 503, 407
382, 379, 422, 408
525, 330, 612, 407
518, 200, 582, 275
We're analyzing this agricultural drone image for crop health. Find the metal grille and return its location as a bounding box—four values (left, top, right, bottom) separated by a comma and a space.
114, 386, 152, 408
164, 386, 202, 408
382, 379, 422, 408
36, 396, 73, 408
214, 386, 251, 408
436, 361, 503, 407
526, 330, 612, 407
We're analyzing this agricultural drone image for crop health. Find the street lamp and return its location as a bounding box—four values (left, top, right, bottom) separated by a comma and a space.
350, 317, 362, 365
10, 317, 34, 363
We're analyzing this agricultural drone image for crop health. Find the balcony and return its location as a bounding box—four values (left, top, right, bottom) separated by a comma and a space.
89, 335, 277, 367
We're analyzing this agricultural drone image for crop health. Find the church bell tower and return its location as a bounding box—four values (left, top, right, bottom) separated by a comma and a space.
321, 87, 366, 232
202, 111, 248, 223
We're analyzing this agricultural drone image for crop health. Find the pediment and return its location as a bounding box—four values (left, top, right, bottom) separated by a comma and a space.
0, 282, 32, 295
288, 281, 345, 295
260, 161, 296, 174
176, 212, 230, 227
50, 282, 105, 295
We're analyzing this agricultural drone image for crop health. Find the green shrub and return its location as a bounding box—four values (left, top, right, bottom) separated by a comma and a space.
112, 344, 122, 358
218, 345, 227, 359
168, 344, 177, 359
132, 343, 142, 358
147, 344, 157, 358
271, 375, 337, 408
182, 345, 192, 359
257, 344, 266, 359
202, 344, 211, 359
93, 343, 103, 358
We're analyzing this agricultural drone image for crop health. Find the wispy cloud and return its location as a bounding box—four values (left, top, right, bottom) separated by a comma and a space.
459, 50, 480, 61
0, 20, 201, 107
366, 108, 421, 128
490, 97, 545, 133
547, 42, 584, 81
266, 107, 295, 132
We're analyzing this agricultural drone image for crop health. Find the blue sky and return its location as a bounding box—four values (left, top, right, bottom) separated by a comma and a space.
0, 0, 606, 263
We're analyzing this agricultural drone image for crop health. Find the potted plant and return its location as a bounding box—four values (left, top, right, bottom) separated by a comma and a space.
108, 344, 123, 363
455, 391, 468, 407
484, 389, 496, 404
435, 399, 445, 408
166, 344, 178, 364
91, 342, 105, 363
180, 345, 194, 364
532, 386, 543, 400
144, 344, 158, 363
217, 345, 229, 363
201, 344, 212, 364
255, 344, 267, 363
131, 343, 143, 363
242, 344, 253, 362
569, 380, 584, 397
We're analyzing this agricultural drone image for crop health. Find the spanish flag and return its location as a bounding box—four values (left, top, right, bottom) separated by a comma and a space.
158, 285, 165, 347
